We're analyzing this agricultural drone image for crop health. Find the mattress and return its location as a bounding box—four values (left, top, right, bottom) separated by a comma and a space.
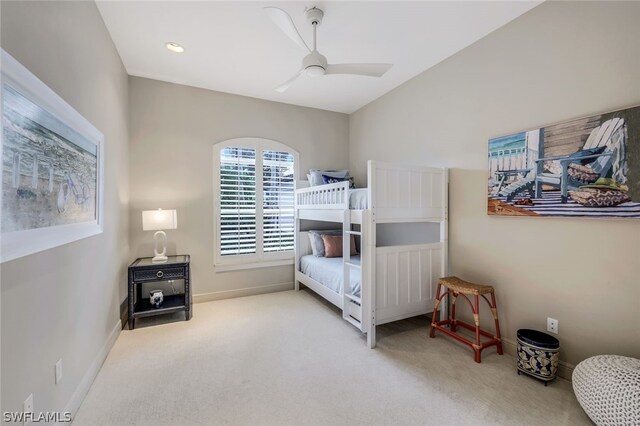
299, 254, 361, 297
349, 189, 368, 209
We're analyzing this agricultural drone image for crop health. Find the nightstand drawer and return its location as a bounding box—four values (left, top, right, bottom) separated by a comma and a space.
133, 267, 184, 282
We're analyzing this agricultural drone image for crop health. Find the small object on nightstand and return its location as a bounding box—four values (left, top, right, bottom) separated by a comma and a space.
149, 289, 164, 308
128, 255, 191, 330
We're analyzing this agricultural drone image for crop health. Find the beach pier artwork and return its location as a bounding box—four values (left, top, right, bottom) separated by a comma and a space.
1, 49, 104, 262
2, 84, 98, 232
487, 105, 640, 218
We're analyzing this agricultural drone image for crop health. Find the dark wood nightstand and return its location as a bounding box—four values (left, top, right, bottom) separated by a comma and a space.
127, 255, 191, 330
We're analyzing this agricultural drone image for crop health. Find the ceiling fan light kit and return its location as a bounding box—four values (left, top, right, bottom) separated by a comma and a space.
265, 6, 393, 93
303, 52, 328, 77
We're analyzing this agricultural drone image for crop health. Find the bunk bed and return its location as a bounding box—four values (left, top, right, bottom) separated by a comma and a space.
294, 161, 448, 348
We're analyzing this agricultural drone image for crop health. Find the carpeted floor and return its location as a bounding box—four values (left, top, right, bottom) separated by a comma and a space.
74, 290, 590, 425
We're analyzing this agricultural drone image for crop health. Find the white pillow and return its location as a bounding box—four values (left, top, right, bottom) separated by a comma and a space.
308, 170, 349, 186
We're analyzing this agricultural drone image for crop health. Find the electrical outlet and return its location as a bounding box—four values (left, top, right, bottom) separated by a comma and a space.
23, 393, 33, 425
55, 359, 63, 384
547, 317, 558, 334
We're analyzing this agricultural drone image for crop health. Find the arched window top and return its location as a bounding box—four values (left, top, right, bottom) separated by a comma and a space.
213, 137, 298, 270
214, 138, 298, 166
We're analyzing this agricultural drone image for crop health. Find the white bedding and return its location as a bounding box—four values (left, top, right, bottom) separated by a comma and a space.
299, 255, 361, 297
349, 189, 368, 209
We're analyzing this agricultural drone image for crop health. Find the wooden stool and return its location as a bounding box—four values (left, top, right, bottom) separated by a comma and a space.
429, 276, 503, 363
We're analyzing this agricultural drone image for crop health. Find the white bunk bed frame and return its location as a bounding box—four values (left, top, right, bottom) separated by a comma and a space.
295, 161, 448, 348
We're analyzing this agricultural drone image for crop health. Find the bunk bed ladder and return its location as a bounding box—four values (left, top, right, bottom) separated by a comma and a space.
342, 210, 362, 330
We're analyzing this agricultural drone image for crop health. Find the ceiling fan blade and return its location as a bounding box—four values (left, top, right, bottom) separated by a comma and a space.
275, 70, 303, 93
264, 7, 311, 52
325, 63, 393, 77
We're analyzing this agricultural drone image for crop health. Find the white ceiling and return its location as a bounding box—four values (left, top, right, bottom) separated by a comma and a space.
97, 1, 541, 114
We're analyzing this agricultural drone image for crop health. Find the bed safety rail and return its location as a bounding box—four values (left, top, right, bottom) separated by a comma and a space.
295, 180, 350, 210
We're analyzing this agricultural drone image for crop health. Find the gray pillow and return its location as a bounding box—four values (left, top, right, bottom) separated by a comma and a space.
308, 229, 342, 256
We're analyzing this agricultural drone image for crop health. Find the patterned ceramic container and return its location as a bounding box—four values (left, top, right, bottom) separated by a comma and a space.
149, 289, 164, 308
516, 329, 560, 383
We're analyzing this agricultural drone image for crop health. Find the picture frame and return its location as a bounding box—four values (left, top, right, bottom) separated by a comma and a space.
487, 105, 640, 219
1, 49, 104, 262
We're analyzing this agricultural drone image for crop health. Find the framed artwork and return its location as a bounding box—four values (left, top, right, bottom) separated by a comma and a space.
1, 50, 104, 262
487, 105, 640, 218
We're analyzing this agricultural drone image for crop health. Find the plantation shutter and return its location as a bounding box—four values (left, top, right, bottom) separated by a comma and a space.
262, 150, 295, 253
219, 147, 256, 256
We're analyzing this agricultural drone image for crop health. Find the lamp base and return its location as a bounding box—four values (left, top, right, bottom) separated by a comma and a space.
152, 231, 168, 263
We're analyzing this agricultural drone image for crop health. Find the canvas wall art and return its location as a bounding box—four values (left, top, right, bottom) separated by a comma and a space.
1, 50, 103, 262
487, 105, 640, 218
2, 85, 98, 231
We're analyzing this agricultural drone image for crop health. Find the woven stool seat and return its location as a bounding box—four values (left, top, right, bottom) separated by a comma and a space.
439, 276, 494, 295
430, 276, 503, 363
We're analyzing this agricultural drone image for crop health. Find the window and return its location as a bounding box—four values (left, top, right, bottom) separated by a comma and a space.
214, 138, 298, 270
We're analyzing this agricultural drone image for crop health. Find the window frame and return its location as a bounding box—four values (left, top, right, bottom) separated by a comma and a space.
213, 137, 299, 272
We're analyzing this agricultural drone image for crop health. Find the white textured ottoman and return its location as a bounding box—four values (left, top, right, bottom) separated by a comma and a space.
572, 355, 640, 425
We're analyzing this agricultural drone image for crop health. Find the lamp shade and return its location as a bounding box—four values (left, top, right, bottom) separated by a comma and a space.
142, 209, 177, 231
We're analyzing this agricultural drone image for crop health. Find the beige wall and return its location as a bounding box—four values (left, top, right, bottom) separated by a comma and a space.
1, 1, 129, 415
129, 77, 349, 297
350, 1, 640, 367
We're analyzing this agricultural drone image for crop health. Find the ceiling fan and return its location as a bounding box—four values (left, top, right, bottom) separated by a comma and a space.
264, 6, 393, 93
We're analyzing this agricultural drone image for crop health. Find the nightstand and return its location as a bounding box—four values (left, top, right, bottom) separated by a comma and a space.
127, 255, 191, 330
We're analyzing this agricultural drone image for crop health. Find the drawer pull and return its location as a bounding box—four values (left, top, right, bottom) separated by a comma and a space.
157, 271, 164, 278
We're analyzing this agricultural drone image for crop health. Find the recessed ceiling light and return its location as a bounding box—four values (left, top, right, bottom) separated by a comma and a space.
165, 42, 185, 53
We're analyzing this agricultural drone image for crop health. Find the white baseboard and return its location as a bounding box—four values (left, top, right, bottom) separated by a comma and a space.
63, 319, 121, 423
501, 337, 574, 381
193, 282, 294, 304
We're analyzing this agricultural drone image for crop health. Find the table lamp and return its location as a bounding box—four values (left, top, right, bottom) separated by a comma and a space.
142, 208, 177, 263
